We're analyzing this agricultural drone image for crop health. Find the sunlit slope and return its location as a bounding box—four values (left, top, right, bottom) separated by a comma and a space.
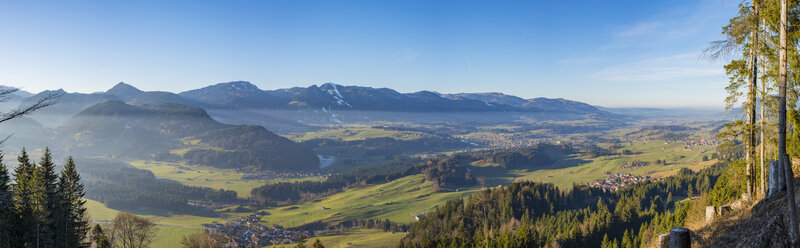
127, 160, 324, 198
254, 174, 476, 228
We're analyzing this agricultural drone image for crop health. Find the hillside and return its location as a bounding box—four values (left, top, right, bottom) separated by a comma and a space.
58, 101, 318, 171
443, 92, 604, 113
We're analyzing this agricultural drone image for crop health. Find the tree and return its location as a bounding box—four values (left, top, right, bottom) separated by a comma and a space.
706, 0, 767, 198
779, 0, 800, 243
746, 0, 761, 198
180, 232, 223, 248
35, 148, 61, 247
12, 148, 37, 247
57, 156, 89, 248
295, 236, 307, 248
312, 239, 325, 248
0, 152, 11, 248
110, 211, 158, 248
91, 224, 111, 248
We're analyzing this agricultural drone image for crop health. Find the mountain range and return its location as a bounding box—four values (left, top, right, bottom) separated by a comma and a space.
20, 81, 606, 115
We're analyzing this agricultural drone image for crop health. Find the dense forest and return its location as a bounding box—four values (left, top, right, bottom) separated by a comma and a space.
304, 136, 469, 158
0, 148, 89, 248
251, 144, 575, 205
78, 159, 238, 212
182, 125, 319, 171
60, 101, 319, 171
399, 163, 724, 247
489, 144, 570, 169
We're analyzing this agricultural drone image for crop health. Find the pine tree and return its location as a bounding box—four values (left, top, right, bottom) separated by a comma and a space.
13, 148, 37, 247
601, 234, 611, 248
312, 239, 325, 248
57, 157, 88, 248
295, 236, 307, 248
36, 148, 60, 247
0, 152, 11, 248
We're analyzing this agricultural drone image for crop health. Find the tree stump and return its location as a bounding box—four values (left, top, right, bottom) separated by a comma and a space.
705, 206, 716, 223
669, 228, 691, 248
769, 160, 785, 197
658, 233, 670, 248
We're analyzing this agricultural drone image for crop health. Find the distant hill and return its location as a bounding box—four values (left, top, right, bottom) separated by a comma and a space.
58, 101, 318, 171
21, 89, 120, 127
442, 92, 603, 113
179, 81, 290, 109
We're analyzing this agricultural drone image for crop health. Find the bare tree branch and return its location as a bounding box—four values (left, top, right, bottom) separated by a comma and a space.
701, 39, 741, 62
0, 91, 62, 124
0, 87, 19, 103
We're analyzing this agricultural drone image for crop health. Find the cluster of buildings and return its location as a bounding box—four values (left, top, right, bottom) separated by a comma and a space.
682, 138, 718, 147
457, 134, 556, 149
239, 169, 331, 181
202, 212, 312, 247
587, 173, 655, 191
621, 160, 649, 169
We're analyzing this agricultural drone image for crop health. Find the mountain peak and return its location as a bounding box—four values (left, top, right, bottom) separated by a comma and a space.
106, 82, 143, 100
220, 81, 260, 92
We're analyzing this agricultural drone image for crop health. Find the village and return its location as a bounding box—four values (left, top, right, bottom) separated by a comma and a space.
239, 168, 332, 181
587, 173, 655, 191
457, 133, 556, 149
201, 212, 312, 247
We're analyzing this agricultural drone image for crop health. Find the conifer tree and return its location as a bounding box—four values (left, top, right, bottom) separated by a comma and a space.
35, 148, 59, 247
312, 239, 325, 248
13, 148, 36, 247
57, 157, 88, 248
0, 152, 11, 248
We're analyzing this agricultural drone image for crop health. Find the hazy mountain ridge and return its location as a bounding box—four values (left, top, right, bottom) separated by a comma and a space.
57, 100, 319, 171
17, 81, 609, 114
442, 92, 602, 113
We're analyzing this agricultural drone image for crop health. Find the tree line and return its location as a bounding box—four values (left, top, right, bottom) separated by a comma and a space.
710, 0, 800, 241
251, 145, 572, 205
79, 159, 238, 212
398, 162, 724, 247
0, 148, 89, 247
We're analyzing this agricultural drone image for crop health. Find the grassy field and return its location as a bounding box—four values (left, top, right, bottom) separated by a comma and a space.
128, 160, 324, 198
508, 139, 718, 189
267, 229, 404, 248
289, 127, 431, 142
85, 199, 212, 248
243, 174, 476, 228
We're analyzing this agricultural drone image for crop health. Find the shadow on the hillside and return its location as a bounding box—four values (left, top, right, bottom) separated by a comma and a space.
469, 156, 592, 186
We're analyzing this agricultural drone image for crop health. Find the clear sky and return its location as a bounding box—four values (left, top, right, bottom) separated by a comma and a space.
0, 0, 740, 108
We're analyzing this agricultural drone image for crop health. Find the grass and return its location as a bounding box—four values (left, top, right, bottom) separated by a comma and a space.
507, 139, 718, 189
85, 199, 221, 227
267, 229, 404, 248
243, 174, 476, 228
290, 127, 430, 142
85, 199, 212, 248
128, 160, 324, 198
150, 226, 201, 248
170, 138, 231, 157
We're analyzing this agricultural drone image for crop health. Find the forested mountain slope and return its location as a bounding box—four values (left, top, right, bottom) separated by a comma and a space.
58, 101, 318, 171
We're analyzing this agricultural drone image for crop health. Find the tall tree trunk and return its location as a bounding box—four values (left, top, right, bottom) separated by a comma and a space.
761, 19, 767, 196
747, 0, 760, 198
748, 9, 757, 198
779, 0, 800, 243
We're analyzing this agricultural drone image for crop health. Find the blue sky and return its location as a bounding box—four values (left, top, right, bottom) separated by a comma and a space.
0, 0, 739, 108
